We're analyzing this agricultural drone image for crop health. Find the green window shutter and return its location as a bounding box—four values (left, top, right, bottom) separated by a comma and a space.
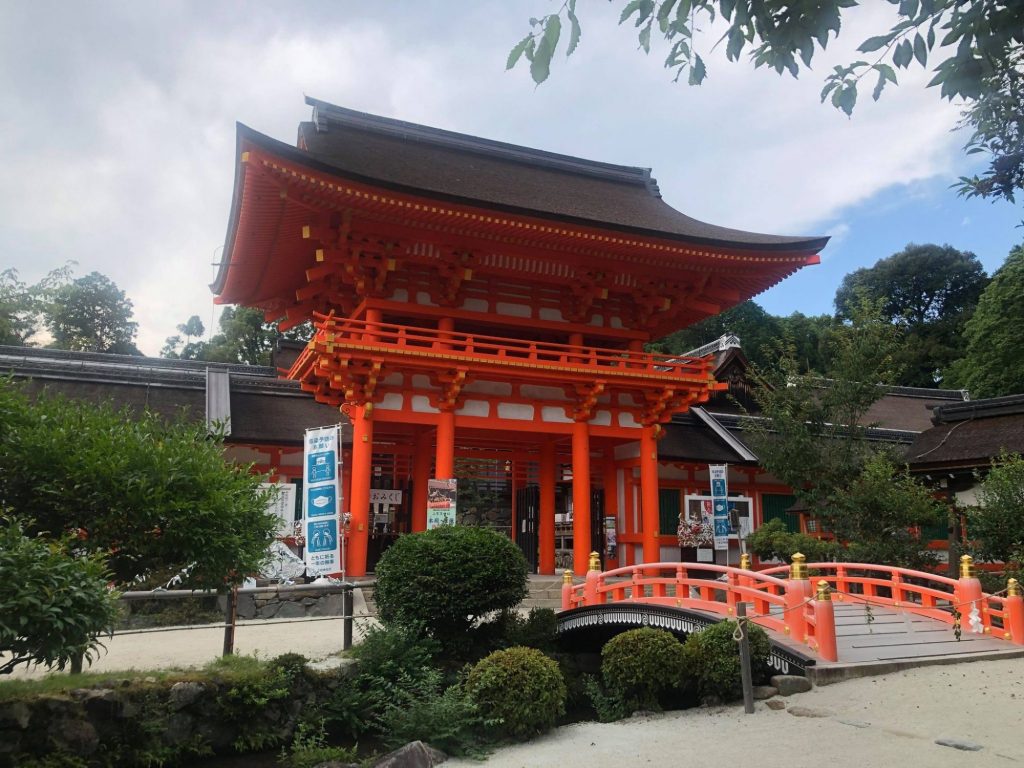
659, 489, 681, 535
921, 520, 948, 542
761, 493, 799, 533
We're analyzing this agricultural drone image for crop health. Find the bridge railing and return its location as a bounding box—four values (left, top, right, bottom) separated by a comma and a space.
561, 553, 838, 660
561, 553, 1024, 663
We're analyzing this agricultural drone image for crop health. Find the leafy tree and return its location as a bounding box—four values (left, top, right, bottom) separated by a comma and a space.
835, 244, 988, 387
949, 243, 1024, 397
0, 379, 277, 587
775, 311, 835, 374
0, 516, 119, 675
0, 264, 73, 346
162, 314, 207, 359
970, 451, 1024, 565
742, 301, 940, 566
649, 301, 781, 369
510, 1, 1024, 205
44, 271, 140, 354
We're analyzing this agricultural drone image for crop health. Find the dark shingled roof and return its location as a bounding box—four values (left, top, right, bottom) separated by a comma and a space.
0, 346, 344, 445
907, 395, 1024, 469
661, 411, 757, 464
295, 97, 828, 253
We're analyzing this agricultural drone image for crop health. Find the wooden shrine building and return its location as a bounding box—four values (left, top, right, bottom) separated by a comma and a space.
214, 98, 828, 577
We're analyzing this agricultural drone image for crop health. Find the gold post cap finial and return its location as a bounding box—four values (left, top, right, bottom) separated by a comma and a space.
1008, 578, 1020, 597
563, 569, 573, 584
739, 553, 751, 570
588, 551, 601, 572
959, 554, 975, 579
790, 552, 808, 580
816, 580, 831, 601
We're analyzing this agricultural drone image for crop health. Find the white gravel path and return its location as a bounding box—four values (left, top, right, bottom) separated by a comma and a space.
449, 658, 1024, 768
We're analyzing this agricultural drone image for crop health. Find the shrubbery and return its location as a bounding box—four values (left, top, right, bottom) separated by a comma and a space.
600, 627, 688, 712
683, 620, 771, 700
465, 646, 566, 739
374, 525, 528, 645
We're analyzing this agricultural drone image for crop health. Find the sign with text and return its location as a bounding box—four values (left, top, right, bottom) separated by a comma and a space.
709, 464, 729, 551
370, 489, 403, 506
261, 482, 297, 538
426, 478, 457, 529
303, 425, 342, 574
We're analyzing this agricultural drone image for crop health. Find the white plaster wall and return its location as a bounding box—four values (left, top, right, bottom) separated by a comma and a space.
495, 302, 531, 318
464, 380, 512, 396
377, 393, 404, 410
461, 298, 489, 312
456, 399, 490, 417
498, 403, 534, 420
522, 384, 567, 401
411, 395, 439, 414
541, 406, 572, 423
539, 307, 564, 322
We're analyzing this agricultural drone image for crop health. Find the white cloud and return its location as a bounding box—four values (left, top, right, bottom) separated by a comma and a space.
0, 2, 977, 353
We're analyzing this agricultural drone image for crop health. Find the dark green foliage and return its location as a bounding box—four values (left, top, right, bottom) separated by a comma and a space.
466, 646, 566, 740
374, 525, 529, 644
270, 652, 310, 679
0, 380, 277, 587
600, 628, 688, 712
648, 301, 781, 371
950, 244, 1024, 397
376, 682, 488, 757
683, 620, 771, 700
834, 244, 988, 387
282, 719, 357, 768
44, 271, 140, 355
164, 306, 313, 365
971, 452, 1024, 564
746, 519, 842, 564
0, 517, 119, 675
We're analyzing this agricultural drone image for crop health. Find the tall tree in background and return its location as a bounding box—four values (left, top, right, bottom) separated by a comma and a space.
161, 314, 206, 359
164, 306, 312, 366
950, 243, 1024, 397
44, 271, 139, 355
649, 301, 781, 368
510, 1, 1024, 209
834, 244, 987, 387
0, 264, 73, 346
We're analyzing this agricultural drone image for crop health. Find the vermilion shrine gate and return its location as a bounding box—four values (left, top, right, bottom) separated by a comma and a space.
214, 98, 826, 577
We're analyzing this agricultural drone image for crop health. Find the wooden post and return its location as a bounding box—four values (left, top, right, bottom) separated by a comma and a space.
348, 404, 374, 577
584, 551, 601, 606
736, 601, 754, 714
435, 411, 455, 481
640, 425, 660, 565
572, 420, 591, 576
813, 580, 838, 662
785, 553, 810, 644
561, 569, 574, 610
1005, 579, 1024, 645
411, 430, 432, 532
955, 555, 984, 633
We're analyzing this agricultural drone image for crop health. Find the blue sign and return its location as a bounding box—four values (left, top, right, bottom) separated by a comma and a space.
306, 519, 338, 553
307, 486, 337, 518
711, 478, 727, 497
714, 517, 731, 536
307, 450, 336, 482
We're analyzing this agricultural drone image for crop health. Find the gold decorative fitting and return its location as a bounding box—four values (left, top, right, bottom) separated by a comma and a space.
562, 569, 573, 584
588, 551, 601, 572
959, 554, 975, 579
739, 553, 751, 570
816, 580, 831, 601
1008, 578, 1021, 597
790, 552, 808, 580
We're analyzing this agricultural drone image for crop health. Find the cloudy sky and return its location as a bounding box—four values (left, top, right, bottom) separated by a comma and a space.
2, 1, 1021, 355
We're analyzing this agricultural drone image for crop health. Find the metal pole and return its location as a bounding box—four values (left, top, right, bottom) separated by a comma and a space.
342, 585, 354, 651
736, 601, 754, 714
222, 586, 238, 657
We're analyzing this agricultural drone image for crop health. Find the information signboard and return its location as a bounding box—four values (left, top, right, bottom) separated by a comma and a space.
302, 425, 342, 574
426, 478, 457, 529
260, 482, 297, 538
709, 464, 729, 551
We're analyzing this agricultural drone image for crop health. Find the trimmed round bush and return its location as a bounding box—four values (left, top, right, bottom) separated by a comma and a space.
601, 628, 688, 711
683, 620, 771, 700
466, 646, 566, 739
374, 526, 528, 642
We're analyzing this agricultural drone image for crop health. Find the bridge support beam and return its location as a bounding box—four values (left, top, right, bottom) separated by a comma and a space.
539, 439, 556, 575
640, 425, 659, 564
348, 404, 373, 577
572, 420, 591, 576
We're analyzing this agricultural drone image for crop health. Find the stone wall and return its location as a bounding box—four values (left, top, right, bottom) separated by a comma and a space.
230, 583, 353, 620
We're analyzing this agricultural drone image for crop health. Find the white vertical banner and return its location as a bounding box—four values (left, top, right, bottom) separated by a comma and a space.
709, 464, 729, 551
303, 425, 343, 575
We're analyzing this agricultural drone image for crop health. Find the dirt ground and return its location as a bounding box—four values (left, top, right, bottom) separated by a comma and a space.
449, 657, 1024, 768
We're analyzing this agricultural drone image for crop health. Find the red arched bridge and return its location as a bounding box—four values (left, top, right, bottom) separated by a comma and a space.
557, 553, 1024, 677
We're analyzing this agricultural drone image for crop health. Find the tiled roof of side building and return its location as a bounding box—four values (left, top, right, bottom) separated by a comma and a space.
294, 97, 828, 253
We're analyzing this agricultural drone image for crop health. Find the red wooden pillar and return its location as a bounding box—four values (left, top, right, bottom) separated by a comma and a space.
348, 404, 373, 577
572, 419, 591, 576
539, 439, 556, 575
435, 411, 455, 480
640, 425, 660, 564
411, 430, 432, 532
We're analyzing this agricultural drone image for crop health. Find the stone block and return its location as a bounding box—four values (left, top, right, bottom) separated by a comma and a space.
770, 674, 812, 696
169, 681, 206, 711
276, 601, 307, 619
752, 685, 778, 700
